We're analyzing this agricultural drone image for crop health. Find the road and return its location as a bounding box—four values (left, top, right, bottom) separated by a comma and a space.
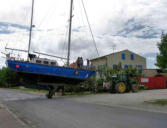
0, 89, 167, 128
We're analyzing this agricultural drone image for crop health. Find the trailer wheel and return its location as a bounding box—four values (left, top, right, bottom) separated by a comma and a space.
131, 84, 139, 92
46, 93, 52, 99
46, 86, 56, 99
115, 82, 126, 93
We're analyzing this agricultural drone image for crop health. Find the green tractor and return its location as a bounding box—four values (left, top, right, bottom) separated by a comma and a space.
109, 73, 139, 93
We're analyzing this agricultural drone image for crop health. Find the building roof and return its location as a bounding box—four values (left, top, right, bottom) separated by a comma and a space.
90, 49, 146, 61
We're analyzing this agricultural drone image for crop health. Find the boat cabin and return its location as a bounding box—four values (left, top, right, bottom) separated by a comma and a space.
29, 54, 58, 66
30, 58, 58, 66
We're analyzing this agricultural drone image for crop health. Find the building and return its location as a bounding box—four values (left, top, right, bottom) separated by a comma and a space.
142, 69, 167, 77
142, 69, 158, 76
90, 49, 146, 70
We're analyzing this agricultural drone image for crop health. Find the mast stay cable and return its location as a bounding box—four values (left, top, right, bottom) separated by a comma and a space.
81, 0, 99, 57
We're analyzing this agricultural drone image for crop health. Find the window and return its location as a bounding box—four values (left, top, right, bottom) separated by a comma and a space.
130, 54, 134, 60
36, 60, 41, 64
124, 64, 128, 69
121, 53, 125, 60
139, 65, 143, 69
136, 65, 143, 69
51, 62, 56, 65
43, 61, 49, 65
98, 65, 104, 70
113, 64, 117, 69
91, 66, 96, 70
118, 62, 122, 69
98, 65, 105, 76
129, 65, 132, 69
101, 65, 105, 71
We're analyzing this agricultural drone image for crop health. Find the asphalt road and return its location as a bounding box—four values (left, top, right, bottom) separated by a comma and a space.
0, 89, 167, 128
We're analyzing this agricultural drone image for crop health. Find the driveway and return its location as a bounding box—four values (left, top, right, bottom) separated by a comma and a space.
72, 89, 167, 113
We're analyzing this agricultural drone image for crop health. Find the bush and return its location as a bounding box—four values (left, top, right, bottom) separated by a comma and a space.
0, 67, 19, 87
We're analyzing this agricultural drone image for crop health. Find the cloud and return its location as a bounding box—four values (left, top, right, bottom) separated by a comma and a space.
116, 18, 160, 39
143, 52, 158, 68
0, 22, 29, 34
0, 0, 167, 68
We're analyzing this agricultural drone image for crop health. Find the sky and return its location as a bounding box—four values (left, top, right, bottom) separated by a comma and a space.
0, 0, 167, 68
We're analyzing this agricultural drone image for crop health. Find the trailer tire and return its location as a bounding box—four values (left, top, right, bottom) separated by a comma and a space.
46, 93, 52, 99
115, 82, 126, 93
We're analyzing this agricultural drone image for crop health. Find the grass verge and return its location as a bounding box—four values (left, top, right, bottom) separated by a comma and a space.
7, 87, 107, 96
9, 87, 48, 94
145, 99, 167, 106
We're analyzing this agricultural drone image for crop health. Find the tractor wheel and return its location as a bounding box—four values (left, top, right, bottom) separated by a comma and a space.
131, 84, 139, 92
115, 82, 126, 93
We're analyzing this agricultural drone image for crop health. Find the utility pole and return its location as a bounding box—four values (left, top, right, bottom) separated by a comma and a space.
67, 0, 73, 66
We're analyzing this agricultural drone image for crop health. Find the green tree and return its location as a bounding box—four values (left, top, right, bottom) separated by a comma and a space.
0, 67, 19, 87
156, 33, 167, 70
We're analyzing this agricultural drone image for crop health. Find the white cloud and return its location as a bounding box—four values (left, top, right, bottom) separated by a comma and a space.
0, 0, 167, 68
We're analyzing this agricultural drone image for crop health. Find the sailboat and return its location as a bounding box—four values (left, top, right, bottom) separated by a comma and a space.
6, 0, 96, 98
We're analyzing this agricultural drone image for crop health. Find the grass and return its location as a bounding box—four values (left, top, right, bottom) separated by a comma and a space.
145, 99, 167, 106
8, 87, 108, 96
1, 86, 109, 97
9, 87, 48, 94
64, 91, 97, 96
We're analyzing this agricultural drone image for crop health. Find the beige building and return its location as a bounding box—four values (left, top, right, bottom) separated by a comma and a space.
91, 49, 146, 70
142, 69, 157, 76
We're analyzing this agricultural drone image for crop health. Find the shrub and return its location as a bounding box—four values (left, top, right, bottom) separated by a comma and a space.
0, 67, 19, 87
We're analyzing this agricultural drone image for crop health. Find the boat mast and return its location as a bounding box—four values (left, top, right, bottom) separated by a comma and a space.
67, 0, 73, 66
27, 0, 35, 61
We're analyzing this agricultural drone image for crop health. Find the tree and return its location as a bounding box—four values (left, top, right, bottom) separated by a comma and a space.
0, 67, 19, 87
156, 33, 167, 70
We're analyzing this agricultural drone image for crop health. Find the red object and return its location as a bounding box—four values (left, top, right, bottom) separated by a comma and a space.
74, 71, 79, 75
16, 65, 20, 68
69, 62, 77, 68
137, 76, 166, 90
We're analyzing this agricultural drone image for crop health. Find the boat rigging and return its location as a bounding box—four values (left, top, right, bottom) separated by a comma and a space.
5, 0, 97, 99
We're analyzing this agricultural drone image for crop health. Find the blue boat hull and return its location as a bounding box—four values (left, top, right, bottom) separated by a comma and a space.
6, 60, 95, 83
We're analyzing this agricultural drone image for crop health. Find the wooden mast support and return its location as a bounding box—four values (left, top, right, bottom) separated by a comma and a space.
67, 0, 73, 66
27, 0, 35, 61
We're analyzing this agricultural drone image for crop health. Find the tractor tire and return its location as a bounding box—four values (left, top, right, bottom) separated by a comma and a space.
115, 82, 126, 93
131, 84, 139, 92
